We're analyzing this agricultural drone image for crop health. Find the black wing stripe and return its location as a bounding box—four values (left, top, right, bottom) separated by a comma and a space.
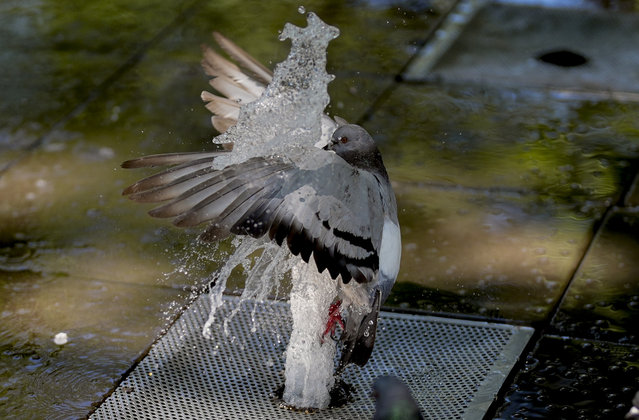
332, 228, 376, 255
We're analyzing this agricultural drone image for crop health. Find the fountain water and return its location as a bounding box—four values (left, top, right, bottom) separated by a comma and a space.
198, 12, 342, 409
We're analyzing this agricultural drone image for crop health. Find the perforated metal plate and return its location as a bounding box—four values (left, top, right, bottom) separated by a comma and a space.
91, 295, 533, 419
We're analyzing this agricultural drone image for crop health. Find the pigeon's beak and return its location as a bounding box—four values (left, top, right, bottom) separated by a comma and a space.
323, 138, 337, 151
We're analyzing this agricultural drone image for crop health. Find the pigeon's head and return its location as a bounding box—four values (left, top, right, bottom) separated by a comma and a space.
325, 124, 387, 178
326, 124, 376, 157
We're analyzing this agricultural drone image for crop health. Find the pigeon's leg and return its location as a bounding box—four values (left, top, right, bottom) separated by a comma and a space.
322, 300, 344, 342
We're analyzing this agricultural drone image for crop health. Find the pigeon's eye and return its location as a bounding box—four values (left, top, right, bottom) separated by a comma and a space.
339, 136, 348, 144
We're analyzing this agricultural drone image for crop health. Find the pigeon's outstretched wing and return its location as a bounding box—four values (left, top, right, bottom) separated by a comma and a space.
122, 148, 385, 285
200, 32, 272, 133
200, 32, 341, 144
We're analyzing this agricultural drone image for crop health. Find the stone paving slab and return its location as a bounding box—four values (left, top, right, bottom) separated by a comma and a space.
0, 138, 222, 290
367, 84, 639, 204
551, 208, 639, 345
364, 82, 639, 322
389, 182, 595, 322
405, 2, 639, 96
0, 0, 195, 169
626, 172, 639, 207
0, 271, 188, 419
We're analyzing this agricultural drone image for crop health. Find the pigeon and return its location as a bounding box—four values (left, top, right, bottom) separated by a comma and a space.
372, 376, 423, 420
122, 32, 401, 370
626, 391, 639, 419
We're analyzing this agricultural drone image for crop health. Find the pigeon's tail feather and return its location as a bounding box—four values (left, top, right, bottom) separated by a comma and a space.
128, 166, 220, 203
122, 157, 220, 196
171, 162, 290, 227
150, 176, 246, 220
230, 197, 279, 238
212, 116, 237, 133
122, 148, 233, 198
208, 74, 257, 104
286, 218, 315, 262
126, 156, 271, 205
199, 187, 268, 241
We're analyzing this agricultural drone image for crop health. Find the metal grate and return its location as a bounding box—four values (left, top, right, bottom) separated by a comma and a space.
91, 295, 533, 420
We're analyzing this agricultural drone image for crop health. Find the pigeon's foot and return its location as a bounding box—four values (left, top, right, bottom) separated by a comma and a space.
329, 378, 355, 408
272, 380, 355, 410
321, 300, 344, 343
271, 385, 320, 413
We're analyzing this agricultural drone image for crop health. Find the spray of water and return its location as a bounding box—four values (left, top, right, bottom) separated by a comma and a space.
199, 13, 341, 409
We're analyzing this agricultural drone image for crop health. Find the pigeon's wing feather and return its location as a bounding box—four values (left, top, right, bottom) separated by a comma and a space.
200, 34, 269, 134
212, 32, 273, 85
122, 149, 386, 283
201, 46, 266, 98
201, 33, 338, 146
232, 150, 385, 283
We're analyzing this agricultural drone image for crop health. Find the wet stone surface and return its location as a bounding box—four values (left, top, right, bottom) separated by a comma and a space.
551, 208, 639, 345
626, 172, 639, 206
370, 84, 639, 199
388, 184, 594, 322
0, 271, 187, 419
368, 83, 639, 321
0, 0, 192, 168
494, 335, 639, 420
406, 3, 639, 94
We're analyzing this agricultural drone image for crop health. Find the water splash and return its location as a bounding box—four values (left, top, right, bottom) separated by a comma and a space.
200, 13, 341, 409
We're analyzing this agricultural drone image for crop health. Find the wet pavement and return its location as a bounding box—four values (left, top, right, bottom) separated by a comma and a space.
1, 0, 638, 418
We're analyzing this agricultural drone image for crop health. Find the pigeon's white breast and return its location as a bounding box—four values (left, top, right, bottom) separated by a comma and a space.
379, 218, 401, 285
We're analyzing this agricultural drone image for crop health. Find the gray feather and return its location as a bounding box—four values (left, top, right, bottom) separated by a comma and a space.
212, 32, 273, 85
